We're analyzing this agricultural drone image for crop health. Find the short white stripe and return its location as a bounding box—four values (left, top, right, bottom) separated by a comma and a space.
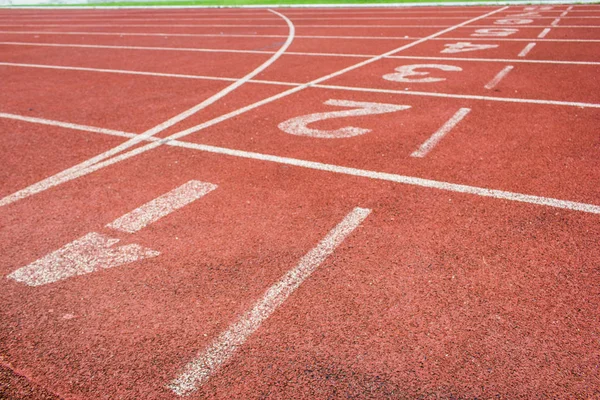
106, 180, 217, 233
518, 42, 536, 57
484, 65, 513, 89
167, 207, 371, 395
411, 108, 471, 157
538, 28, 551, 38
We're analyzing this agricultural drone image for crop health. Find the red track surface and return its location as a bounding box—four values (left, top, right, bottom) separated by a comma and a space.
1, 4, 599, 399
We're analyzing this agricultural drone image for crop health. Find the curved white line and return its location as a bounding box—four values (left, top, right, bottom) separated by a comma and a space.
0, 9, 295, 207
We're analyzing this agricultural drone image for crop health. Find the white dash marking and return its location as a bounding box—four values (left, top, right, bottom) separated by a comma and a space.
7, 232, 159, 286
538, 28, 551, 38
551, 17, 561, 26
484, 65, 513, 90
106, 180, 217, 234
411, 108, 471, 158
167, 207, 371, 396
518, 42, 536, 57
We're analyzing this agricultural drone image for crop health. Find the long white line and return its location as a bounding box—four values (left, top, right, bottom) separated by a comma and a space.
3, 111, 599, 215
0, 8, 295, 208
518, 42, 536, 57
2, 62, 598, 109
5, 15, 600, 24
0, 112, 134, 138
484, 65, 513, 89
2, 33, 600, 43
3, 47, 599, 66
168, 207, 371, 396
410, 108, 471, 157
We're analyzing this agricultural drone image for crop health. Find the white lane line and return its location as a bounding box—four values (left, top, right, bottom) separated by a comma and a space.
518, 42, 536, 57
106, 180, 217, 233
0, 7, 508, 208
0, 9, 295, 208
4, 47, 600, 66
410, 108, 470, 158
4, 111, 600, 215
0, 112, 134, 138
169, 141, 600, 215
168, 207, 371, 396
2, 62, 599, 109
389, 55, 599, 66
484, 65, 513, 89
538, 27, 551, 38
3, 31, 600, 42
7, 232, 160, 287
315, 83, 600, 108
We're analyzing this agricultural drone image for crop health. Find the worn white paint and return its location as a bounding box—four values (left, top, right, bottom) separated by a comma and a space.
471, 28, 518, 37
168, 207, 371, 396
278, 99, 409, 139
484, 65, 513, 89
7, 232, 160, 286
107, 180, 217, 233
411, 108, 471, 157
383, 64, 462, 83
441, 42, 499, 53
494, 18, 534, 24
518, 42, 536, 57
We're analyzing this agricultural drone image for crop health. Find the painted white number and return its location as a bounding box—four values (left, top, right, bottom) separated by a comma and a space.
471, 28, 518, 37
383, 64, 462, 83
495, 19, 534, 25
441, 42, 498, 54
278, 99, 410, 139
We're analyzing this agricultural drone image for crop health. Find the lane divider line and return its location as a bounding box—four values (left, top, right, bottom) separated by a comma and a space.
167, 207, 372, 396
410, 107, 471, 157
0, 8, 295, 208
2, 111, 599, 215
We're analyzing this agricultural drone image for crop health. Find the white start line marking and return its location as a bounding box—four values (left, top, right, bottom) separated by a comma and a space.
7, 180, 217, 286
107, 180, 217, 233
411, 108, 471, 158
167, 207, 371, 396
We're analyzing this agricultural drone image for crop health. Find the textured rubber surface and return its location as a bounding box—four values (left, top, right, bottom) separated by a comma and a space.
1, 4, 599, 399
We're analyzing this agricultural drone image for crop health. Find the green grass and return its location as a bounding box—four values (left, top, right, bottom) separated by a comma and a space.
23, 0, 506, 7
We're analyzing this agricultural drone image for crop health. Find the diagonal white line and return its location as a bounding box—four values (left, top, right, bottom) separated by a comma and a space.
167, 207, 371, 396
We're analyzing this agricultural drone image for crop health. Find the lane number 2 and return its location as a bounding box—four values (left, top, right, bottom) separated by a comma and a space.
278, 99, 410, 139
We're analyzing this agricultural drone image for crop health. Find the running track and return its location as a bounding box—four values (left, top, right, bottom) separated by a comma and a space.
1, 4, 599, 399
